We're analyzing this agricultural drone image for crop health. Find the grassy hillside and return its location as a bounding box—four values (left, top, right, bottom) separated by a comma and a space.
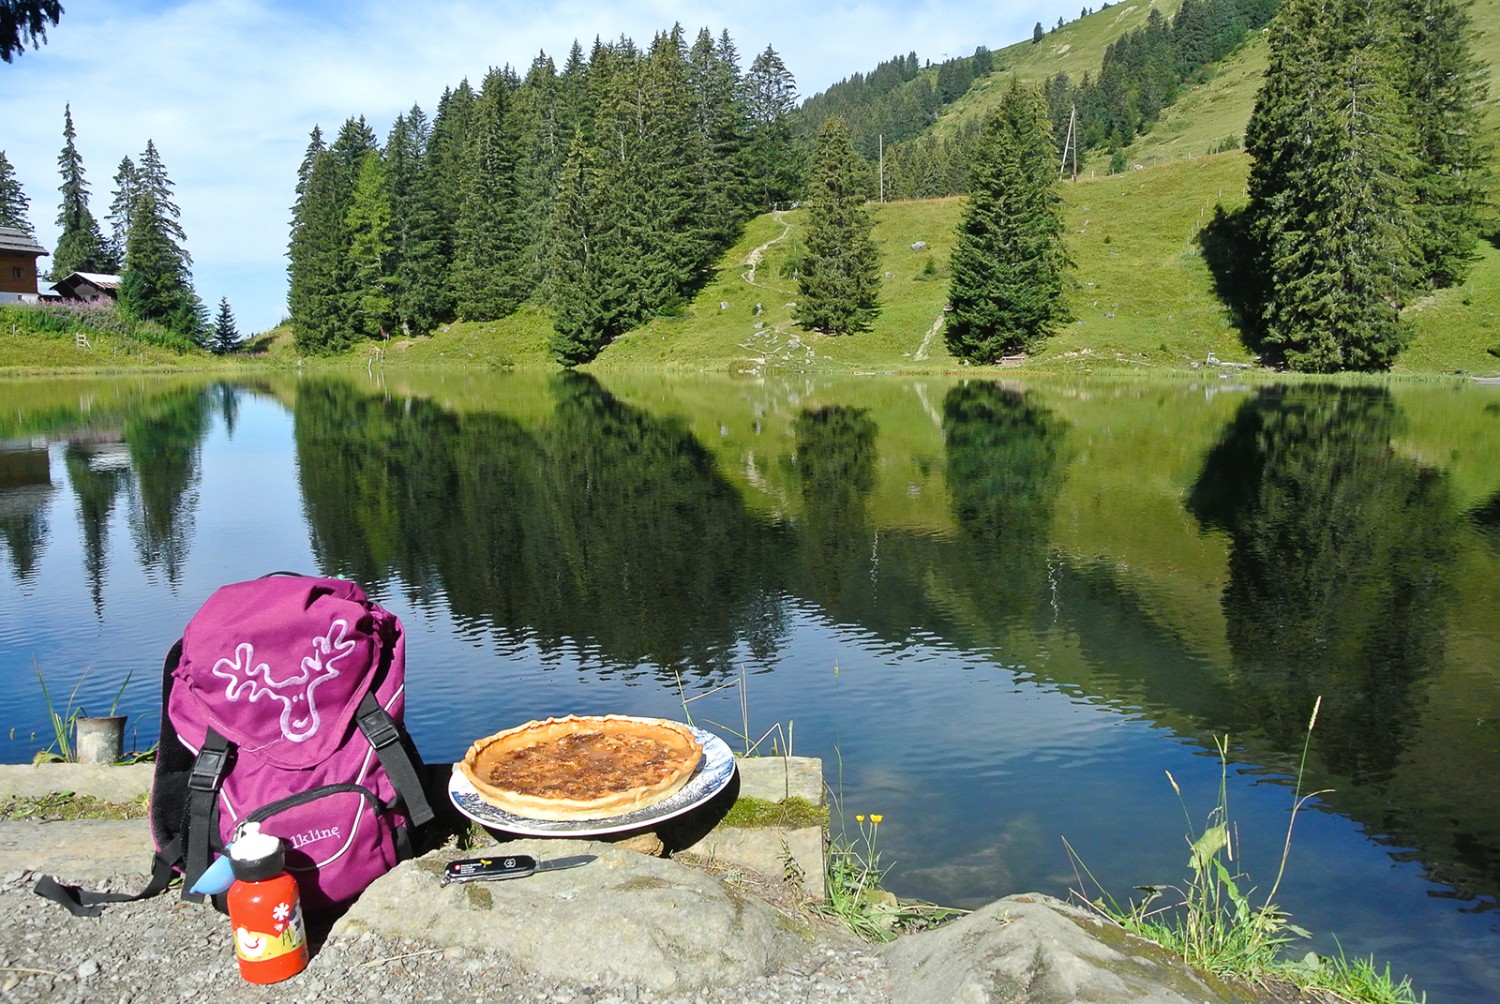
5, 0, 1498, 380
933, 0, 1500, 170
10, 153, 1498, 379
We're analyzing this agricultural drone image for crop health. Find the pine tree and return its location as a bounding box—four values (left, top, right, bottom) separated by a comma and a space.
744, 46, 801, 211
794, 117, 880, 335
423, 83, 475, 320
1245, 0, 1419, 371
385, 106, 451, 335
1, 0, 62, 62
452, 65, 526, 320
117, 141, 202, 338
345, 149, 395, 338
51, 105, 111, 280
134, 141, 191, 266
549, 129, 627, 365
0, 149, 32, 233
514, 52, 567, 303
119, 190, 203, 339
688, 28, 748, 253
633, 27, 702, 313
1394, 0, 1490, 289
946, 79, 1072, 362
287, 118, 376, 353
287, 126, 331, 346
211, 296, 239, 354
105, 155, 139, 269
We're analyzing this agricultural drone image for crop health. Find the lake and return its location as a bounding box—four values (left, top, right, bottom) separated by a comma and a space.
2, 370, 1497, 999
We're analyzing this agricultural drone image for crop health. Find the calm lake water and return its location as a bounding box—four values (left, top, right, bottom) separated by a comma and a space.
2, 370, 1498, 998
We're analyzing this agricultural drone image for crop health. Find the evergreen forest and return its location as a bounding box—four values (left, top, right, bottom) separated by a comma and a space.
287, 27, 804, 363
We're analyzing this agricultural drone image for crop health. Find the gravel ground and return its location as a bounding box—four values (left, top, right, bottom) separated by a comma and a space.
0, 867, 894, 1004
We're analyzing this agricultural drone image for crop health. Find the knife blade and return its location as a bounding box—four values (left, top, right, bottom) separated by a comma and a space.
441, 853, 596, 886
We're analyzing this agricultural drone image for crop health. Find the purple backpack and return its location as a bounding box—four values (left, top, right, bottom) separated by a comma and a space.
35, 573, 435, 917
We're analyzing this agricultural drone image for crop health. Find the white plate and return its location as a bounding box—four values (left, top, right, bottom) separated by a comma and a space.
447, 726, 736, 837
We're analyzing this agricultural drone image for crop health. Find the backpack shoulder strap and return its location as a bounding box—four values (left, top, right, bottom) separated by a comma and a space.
355, 692, 435, 828
181, 727, 232, 903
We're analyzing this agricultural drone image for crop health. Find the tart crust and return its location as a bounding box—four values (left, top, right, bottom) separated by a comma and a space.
456, 715, 704, 820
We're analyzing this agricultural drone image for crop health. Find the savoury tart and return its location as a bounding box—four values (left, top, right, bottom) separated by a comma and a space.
456, 715, 704, 820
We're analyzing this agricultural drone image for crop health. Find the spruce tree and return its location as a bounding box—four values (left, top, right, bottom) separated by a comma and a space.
287, 117, 375, 353
1245, 0, 1419, 371
452, 66, 526, 320
2, 0, 62, 62
0, 150, 32, 233
345, 149, 395, 338
549, 129, 626, 365
105, 155, 139, 270
119, 190, 203, 339
385, 107, 451, 335
423, 83, 475, 319
514, 53, 567, 303
689, 28, 748, 252
634, 27, 702, 312
118, 142, 203, 339
51, 105, 111, 280
946, 79, 1072, 362
744, 46, 801, 210
794, 117, 880, 335
287, 126, 331, 346
211, 296, 239, 354
134, 141, 191, 266
1394, 0, 1490, 289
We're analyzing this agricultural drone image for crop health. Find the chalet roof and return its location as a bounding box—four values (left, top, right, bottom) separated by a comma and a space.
0, 226, 48, 257
67, 272, 122, 289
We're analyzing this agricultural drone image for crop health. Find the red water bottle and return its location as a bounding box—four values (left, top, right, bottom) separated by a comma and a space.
226, 822, 309, 983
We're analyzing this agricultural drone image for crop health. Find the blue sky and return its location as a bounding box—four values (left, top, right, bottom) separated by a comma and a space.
3, 0, 1078, 335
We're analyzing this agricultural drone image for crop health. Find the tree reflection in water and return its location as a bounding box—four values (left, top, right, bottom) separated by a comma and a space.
1190, 385, 1457, 785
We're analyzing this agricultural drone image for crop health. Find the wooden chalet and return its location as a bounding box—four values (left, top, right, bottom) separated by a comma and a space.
0, 226, 49, 297
52, 271, 122, 303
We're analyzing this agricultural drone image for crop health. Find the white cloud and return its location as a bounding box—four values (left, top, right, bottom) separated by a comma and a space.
4, 0, 1074, 335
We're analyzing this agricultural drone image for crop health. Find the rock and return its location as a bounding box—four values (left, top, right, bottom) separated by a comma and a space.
911, 241, 927, 251
332, 839, 807, 994
735, 756, 822, 804
0, 819, 151, 881
608, 831, 665, 856
879, 894, 1257, 1004
0, 763, 152, 801
686, 826, 824, 901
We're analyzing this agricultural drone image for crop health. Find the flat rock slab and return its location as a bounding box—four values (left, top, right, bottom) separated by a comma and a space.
879, 894, 1258, 1004
733, 756, 823, 804
0, 763, 152, 801
686, 825, 825, 900
333, 838, 808, 993
0, 819, 152, 882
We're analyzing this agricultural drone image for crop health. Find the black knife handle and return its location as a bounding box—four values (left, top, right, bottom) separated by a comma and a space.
442, 854, 538, 885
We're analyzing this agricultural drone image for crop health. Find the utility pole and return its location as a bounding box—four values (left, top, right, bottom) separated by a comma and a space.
1060, 105, 1079, 181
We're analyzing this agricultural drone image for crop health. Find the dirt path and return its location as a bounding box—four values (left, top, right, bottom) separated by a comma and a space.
743, 212, 791, 289
913, 313, 944, 361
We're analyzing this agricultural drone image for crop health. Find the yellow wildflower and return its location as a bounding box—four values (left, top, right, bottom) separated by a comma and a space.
871, 814, 883, 824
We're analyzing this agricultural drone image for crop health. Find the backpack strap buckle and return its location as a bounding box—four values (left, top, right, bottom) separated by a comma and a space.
358, 709, 401, 751
355, 694, 436, 828
187, 745, 230, 792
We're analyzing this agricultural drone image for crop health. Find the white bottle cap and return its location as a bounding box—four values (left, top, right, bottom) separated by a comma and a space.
230, 821, 281, 862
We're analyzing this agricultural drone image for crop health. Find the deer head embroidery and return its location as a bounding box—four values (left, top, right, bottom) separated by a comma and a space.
211, 620, 356, 743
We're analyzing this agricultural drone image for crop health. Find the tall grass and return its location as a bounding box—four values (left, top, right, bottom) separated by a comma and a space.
1066, 698, 1424, 1003
32, 659, 131, 764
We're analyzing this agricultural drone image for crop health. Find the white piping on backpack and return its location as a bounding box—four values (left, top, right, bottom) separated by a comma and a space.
211, 619, 356, 743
